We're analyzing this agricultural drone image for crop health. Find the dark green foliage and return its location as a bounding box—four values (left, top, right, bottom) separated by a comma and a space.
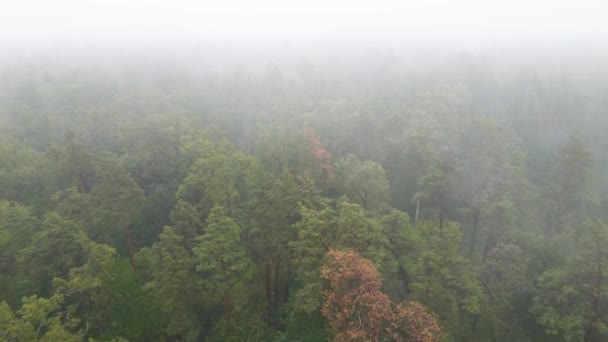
16, 213, 87, 297
193, 205, 253, 320
99, 259, 165, 340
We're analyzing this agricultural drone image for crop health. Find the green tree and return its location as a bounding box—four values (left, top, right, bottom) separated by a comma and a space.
51, 230, 117, 337
409, 220, 485, 339
454, 118, 529, 260
16, 212, 86, 297
478, 242, 533, 340
49, 132, 97, 193
333, 154, 390, 212
412, 157, 452, 227
90, 156, 145, 256
246, 171, 325, 320
290, 200, 395, 313
138, 227, 201, 341
0, 200, 40, 306
98, 259, 164, 340
177, 149, 260, 218
379, 209, 422, 301
544, 133, 593, 234
194, 205, 253, 321
531, 220, 608, 341
170, 199, 203, 250
0, 141, 53, 206
0, 295, 83, 341
289, 204, 336, 313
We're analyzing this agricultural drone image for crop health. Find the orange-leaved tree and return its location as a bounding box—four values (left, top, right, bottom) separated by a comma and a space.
388, 302, 443, 342
320, 249, 442, 342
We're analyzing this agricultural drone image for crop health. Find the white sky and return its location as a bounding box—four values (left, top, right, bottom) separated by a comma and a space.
0, 0, 607, 48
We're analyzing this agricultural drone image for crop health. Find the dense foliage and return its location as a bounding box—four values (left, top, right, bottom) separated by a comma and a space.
1, 50, 608, 341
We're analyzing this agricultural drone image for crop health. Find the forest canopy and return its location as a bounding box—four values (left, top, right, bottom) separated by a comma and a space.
1, 44, 608, 342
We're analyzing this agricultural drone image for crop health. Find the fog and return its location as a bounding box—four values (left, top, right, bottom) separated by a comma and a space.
2, 1, 608, 49
1, 0, 608, 80
2, 2, 608, 342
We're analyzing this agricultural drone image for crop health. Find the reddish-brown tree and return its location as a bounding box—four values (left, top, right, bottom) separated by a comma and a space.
320, 249, 442, 342
304, 128, 335, 188
388, 302, 443, 342
321, 249, 393, 341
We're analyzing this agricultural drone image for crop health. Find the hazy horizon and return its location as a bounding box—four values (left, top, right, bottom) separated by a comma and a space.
2, 1, 607, 50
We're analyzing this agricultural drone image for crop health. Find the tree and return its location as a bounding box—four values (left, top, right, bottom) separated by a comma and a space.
16, 212, 86, 297
177, 149, 260, 218
52, 186, 92, 226
321, 249, 394, 341
544, 133, 593, 234
207, 313, 271, 342
321, 249, 442, 342
170, 199, 203, 250
0, 141, 53, 206
333, 154, 390, 212
304, 128, 335, 189
90, 156, 144, 269
246, 171, 325, 321
409, 220, 485, 338
49, 132, 97, 193
290, 200, 394, 314
51, 231, 116, 337
531, 220, 608, 341
478, 242, 533, 340
289, 204, 336, 313
379, 209, 422, 301
454, 118, 529, 260
138, 227, 201, 341
193, 205, 253, 321
97, 259, 164, 340
254, 126, 313, 176
388, 302, 444, 342
333, 200, 392, 270
0, 200, 40, 306
412, 157, 452, 227
0, 295, 83, 341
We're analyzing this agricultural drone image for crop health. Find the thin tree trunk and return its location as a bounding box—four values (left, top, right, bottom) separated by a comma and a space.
468, 208, 480, 259
415, 199, 420, 226
274, 256, 281, 312
284, 259, 290, 305
126, 225, 136, 272
265, 262, 272, 318
224, 289, 231, 321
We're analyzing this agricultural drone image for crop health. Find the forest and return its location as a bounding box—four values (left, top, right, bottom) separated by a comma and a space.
1, 46, 608, 342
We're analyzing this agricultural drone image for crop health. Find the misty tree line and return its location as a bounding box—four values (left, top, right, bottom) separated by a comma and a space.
0, 54, 607, 341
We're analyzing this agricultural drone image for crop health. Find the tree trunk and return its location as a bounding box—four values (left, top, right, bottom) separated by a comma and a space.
265, 262, 272, 318
126, 225, 136, 272
471, 314, 479, 335
482, 232, 496, 261
274, 256, 281, 312
468, 208, 480, 259
414, 199, 420, 226
224, 289, 231, 321
284, 259, 291, 305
